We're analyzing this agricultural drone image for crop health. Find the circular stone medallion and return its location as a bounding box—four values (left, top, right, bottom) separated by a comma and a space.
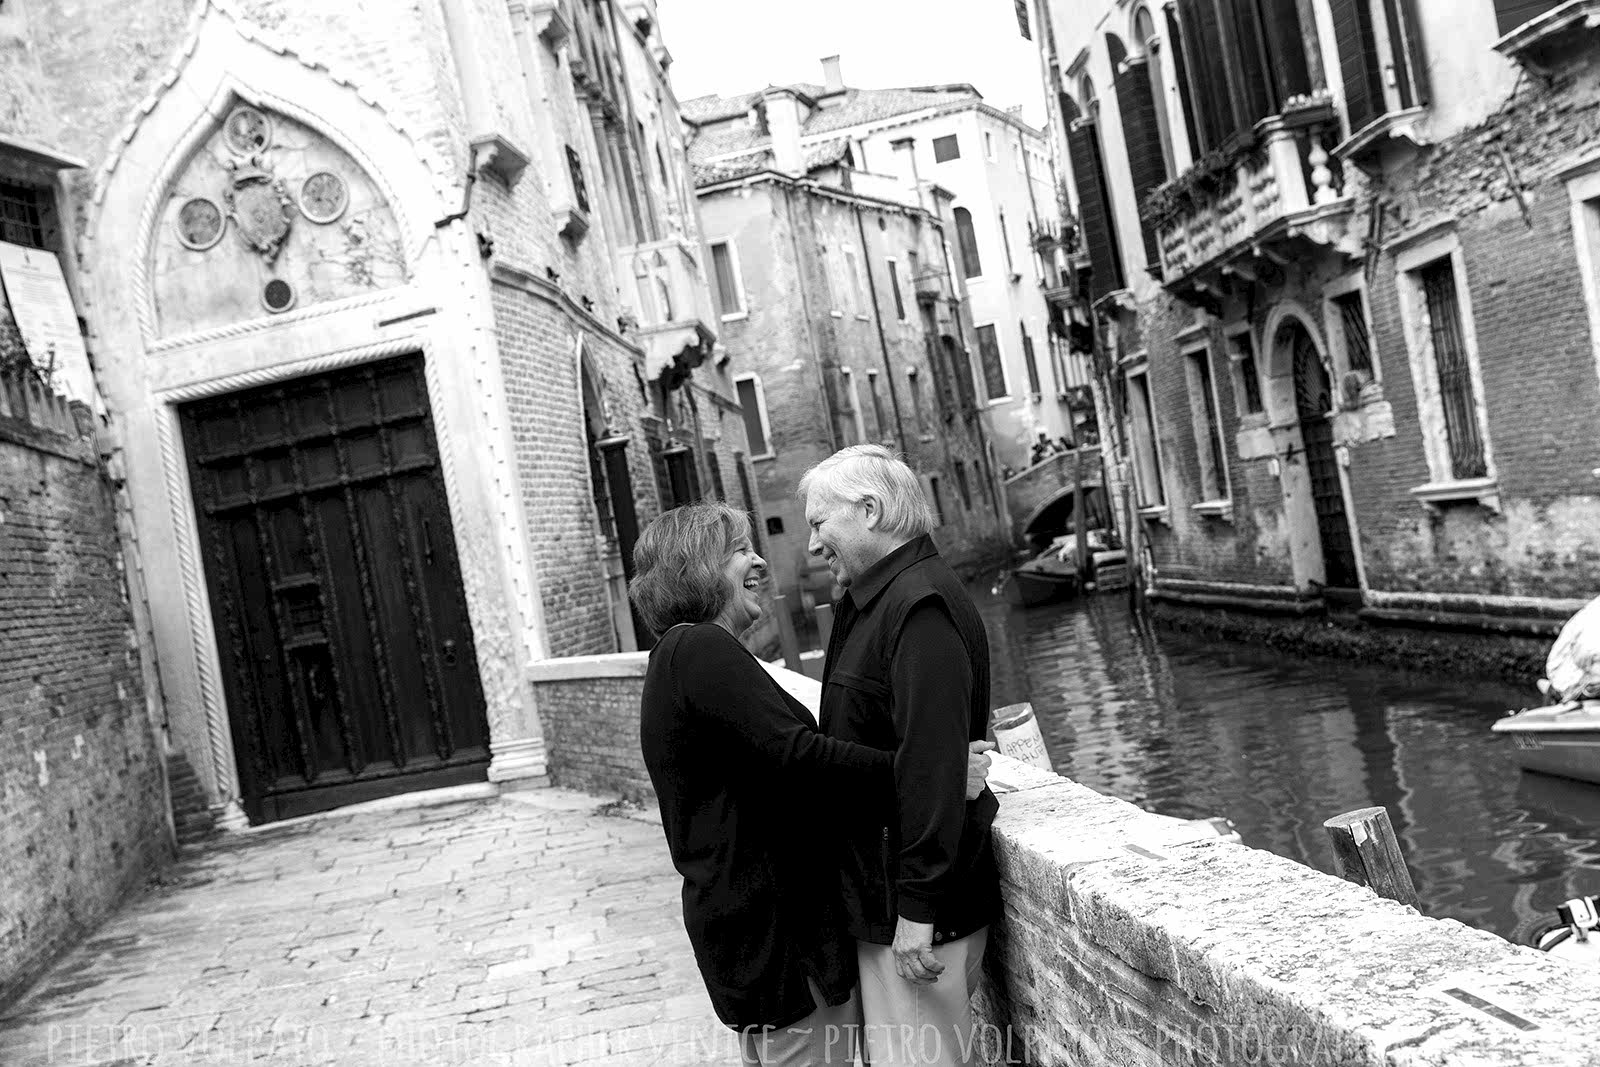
299, 171, 349, 224
176, 197, 225, 251
224, 106, 273, 155
262, 278, 297, 314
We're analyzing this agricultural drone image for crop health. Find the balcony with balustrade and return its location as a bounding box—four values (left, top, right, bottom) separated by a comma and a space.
617, 237, 718, 388
1147, 97, 1360, 306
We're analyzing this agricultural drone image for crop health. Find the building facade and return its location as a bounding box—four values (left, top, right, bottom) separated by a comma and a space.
687, 82, 1011, 613
1029, 0, 1600, 632
4, 0, 748, 828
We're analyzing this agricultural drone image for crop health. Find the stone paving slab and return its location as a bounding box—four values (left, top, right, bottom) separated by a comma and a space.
0, 789, 744, 1066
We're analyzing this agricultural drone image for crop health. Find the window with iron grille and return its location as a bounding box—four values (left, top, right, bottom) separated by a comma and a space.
1, 181, 49, 249
1231, 332, 1265, 414
1418, 259, 1488, 479
705, 445, 726, 502
1334, 291, 1373, 375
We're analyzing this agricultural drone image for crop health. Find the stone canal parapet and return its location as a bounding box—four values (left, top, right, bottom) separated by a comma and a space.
978, 755, 1600, 1065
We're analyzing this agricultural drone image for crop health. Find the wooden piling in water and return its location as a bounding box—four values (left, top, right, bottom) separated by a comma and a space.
1322, 806, 1420, 908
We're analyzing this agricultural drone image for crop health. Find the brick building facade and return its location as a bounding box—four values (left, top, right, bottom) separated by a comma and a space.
688, 85, 1012, 613
2, 0, 748, 836
1028, 0, 1600, 634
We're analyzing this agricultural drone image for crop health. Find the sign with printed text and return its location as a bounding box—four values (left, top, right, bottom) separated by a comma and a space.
0, 240, 95, 406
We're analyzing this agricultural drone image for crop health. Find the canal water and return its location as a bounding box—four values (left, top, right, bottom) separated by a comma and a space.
979, 588, 1600, 947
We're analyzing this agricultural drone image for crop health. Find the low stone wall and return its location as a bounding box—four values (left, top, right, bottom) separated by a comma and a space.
529, 655, 654, 803
976, 756, 1600, 1065
529, 651, 821, 805
531, 654, 1600, 1063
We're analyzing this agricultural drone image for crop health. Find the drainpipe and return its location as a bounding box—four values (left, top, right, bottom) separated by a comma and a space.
852, 203, 907, 450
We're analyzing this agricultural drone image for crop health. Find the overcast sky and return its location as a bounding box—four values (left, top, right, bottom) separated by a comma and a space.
654, 0, 1047, 127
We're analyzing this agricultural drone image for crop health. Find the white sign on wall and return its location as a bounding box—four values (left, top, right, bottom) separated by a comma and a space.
0, 240, 96, 408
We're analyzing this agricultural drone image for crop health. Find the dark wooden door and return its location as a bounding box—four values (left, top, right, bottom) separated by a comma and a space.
181, 355, 490, 823
1290, 327, 1360, 590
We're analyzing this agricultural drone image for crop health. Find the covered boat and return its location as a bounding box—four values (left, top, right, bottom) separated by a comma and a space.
1492, 594, 1600, 785
1491, 701, 1600, 785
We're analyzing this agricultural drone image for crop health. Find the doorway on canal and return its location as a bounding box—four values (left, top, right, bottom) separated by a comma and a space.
980, 587, 1600, 946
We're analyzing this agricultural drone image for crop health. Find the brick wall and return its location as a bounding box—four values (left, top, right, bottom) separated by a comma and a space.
532, 662, 654, 803
0, 374, 168, 1010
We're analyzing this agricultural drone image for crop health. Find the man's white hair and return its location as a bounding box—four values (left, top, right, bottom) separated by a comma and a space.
797, 444, 936, 539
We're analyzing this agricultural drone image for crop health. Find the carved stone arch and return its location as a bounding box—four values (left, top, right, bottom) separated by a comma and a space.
578, 333, 613, 438
1130, 4, 1160, 57
87, 0, 454, 346
1261, 301, 1331, 429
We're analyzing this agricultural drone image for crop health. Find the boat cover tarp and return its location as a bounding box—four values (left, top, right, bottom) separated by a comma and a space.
1548, 595, 1600, 702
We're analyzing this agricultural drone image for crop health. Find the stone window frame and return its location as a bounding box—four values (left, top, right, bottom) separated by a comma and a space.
1323, 271, 1384, 402
1181, 340, 1234, 518
1123, 351, 1171, 523
733, 372, 775, 460
1392, 229, 1500, 510
1562, 158, 1600, 416
707, 238, 747, 322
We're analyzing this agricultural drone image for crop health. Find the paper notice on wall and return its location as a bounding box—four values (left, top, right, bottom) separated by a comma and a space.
0, 240, 96, 408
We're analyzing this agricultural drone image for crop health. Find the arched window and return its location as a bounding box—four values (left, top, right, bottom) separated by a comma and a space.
953, 207, 982, 279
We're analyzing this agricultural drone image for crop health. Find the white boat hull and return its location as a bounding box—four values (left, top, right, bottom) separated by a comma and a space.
1492, 701, 1600, 786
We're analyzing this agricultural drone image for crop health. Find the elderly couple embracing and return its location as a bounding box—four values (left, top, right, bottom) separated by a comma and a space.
633, 445, 1002, 1067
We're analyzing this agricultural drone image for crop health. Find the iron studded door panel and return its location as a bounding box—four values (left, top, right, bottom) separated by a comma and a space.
181, 355, 489, 822
1291, 330, 1360, 590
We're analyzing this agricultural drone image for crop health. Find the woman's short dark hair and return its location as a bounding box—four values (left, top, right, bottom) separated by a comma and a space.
629, 502, 753, 637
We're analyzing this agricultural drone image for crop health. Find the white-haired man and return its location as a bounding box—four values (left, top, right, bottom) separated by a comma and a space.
799, 445, 1000, 1066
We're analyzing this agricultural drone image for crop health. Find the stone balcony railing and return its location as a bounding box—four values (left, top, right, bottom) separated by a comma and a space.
1153, 100, 1358, 300
616, 236, 717, 385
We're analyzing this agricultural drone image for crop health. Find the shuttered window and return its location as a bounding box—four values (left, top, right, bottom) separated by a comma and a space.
1418, 259, 1488, 480
975, 324, 1007, 400
1113, 55, 1170, 275
1494, 0, 1566, 36
1329, 0, 1385, 134
1062, 93, 1126, 301
1165, 8, 1203, 160
1020, 327, 1042, 396
954, 207, 983, 279
1177, 0, 1237, 151
1382, 0, 1430, 109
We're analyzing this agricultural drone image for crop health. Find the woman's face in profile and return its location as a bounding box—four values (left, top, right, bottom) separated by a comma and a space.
717, 535, 768, 633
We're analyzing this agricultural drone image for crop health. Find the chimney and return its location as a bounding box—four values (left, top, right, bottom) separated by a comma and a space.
821, 55, 844, 94
761, 86, 806, 175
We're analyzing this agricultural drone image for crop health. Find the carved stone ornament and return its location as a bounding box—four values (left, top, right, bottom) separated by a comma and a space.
176, 196, 226, 250
223, 156, 295, 264
223, 105, 273, 156
298, 171, 349, 224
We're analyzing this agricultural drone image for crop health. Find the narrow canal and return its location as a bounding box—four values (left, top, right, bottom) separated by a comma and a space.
979, 588, 1600, 947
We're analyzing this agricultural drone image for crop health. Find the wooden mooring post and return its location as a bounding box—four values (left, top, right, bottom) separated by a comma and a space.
773, 593, 802, 672
1322, 806, 1420, 909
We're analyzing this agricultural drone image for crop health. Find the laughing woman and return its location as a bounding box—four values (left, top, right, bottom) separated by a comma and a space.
632, 503, 989, 1067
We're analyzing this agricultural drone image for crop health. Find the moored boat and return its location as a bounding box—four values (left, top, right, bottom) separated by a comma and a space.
1491, 701, 1600, 785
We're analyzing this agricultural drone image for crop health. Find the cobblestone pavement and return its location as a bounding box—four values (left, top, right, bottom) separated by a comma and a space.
0, 788, 744, 1066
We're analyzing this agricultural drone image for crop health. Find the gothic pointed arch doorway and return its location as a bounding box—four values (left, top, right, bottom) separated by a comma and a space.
1283, 321, 1360, 591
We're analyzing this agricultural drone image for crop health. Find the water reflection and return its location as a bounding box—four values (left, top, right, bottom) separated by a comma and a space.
981, 589, 1600, 944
